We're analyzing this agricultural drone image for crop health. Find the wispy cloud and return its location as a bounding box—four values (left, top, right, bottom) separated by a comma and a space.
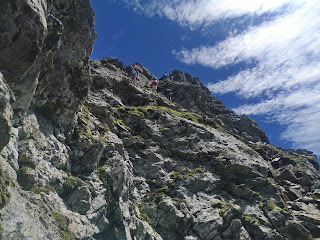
112, 27, 127, 40
120, 0, 298, 28
173, 1, 320, 156
233, 85, 320, 155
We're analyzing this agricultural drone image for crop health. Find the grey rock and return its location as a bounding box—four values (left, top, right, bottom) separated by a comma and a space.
66, 185, 91, 214
0, 73, 14, 151
158, 70, 269, 143
1, 188, 60, 240
276, 167, 298, 183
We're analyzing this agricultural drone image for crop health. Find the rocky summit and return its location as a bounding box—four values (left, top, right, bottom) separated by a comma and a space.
0, 1, 319, 240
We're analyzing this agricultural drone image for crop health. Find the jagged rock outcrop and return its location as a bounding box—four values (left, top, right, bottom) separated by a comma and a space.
157, 70, 269, 144
0, 0, 96, 125
0, 1, 319, 240
0, 73, 14, 152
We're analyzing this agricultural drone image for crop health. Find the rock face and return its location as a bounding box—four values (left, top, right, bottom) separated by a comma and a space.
157, 70, 269, 144
0, 1, 320, 240
0, 0, 96, 125
0, 73, 14, 152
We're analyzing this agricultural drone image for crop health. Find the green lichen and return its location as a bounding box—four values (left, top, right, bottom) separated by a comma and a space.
156, 186, 169, 194
181, 209, 189, 215
76, 105, 109, 144
97, 165, 109, 182
116, 105, 226, 132
118, 106, 145, 117
132, 135, 144, 140
139, 212, 153, 226
31, 185, 54, 194
145, 179, 153, 184
97, 165, 109, 174
133, 200, 144, 208
312, 193, 320, 200
268, 177, 277, 185
172, 198, 187, 210
211, 202, 224, 209
170, 172, 185, 182
63, 176, 80, 192
76, 127, 94, 142
115, 119, 130, 130
16, 166, 29, 177
219, 205, 232, 216
244, 147, 259, 156
243, 213, 260, 225
0, 167, 13, 209
170, 168, 203, 182
265, 201, 282, 211
211, 201, 233, 216
52, 212, 75, 240
133, 201, 155, 227
144, 192, 165, 204
79, 104, 90, 114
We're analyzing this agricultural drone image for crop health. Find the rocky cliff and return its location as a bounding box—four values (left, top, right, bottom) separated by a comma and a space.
0, 1, 320, 240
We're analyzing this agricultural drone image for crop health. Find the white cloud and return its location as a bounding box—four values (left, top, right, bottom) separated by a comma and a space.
233, 83, 320, 158
173, 1, 320, 156
120, 0, 300, 28
112, 27, 127, 40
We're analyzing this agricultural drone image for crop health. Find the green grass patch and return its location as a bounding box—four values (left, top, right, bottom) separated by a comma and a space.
144, 192, 165, 204
312, 193, 320, 200
211, 201, 233, 216
170, 172, 185, 182
31, 185, 54, 194
139, 212, 153, 226
97, 165, 109, 182
243, 213, 260, 225
265, 201, 282, 211
116, 105, 226, 131
76, 105, 109, 143
172, 198, 187, 210
0, 167, 13, 209
244, 147, 259, 156
156, 186, 169, 194
63, 176, 80, 192
52, 212, 75, 240
170, 168, 203, 182
76, 127, 94, 142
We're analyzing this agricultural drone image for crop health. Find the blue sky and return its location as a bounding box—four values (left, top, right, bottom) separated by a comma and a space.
91, 0, 320, 159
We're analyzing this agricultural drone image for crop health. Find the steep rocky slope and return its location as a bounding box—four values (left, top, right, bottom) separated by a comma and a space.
0, 1, 319, 240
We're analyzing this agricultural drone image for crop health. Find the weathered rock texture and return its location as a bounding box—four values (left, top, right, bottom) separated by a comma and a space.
0, 0, 96, 125
0, 1, 320, 240
0, 73, 14, 152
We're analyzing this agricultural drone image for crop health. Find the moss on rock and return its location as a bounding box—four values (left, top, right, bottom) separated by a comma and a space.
116, 105, 225, 131
51, 211, 75, 240
0, 167, 13, 209
170, 168, 203, 182
31, 185, 55, 194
